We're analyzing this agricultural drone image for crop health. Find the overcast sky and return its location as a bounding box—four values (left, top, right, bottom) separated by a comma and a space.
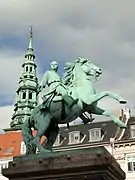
0, 0, 135, 128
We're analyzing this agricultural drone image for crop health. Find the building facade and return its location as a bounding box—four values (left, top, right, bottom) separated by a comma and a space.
0, 131, 25, 179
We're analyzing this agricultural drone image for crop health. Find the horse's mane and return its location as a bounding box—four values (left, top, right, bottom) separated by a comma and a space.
63, 58, 89, 86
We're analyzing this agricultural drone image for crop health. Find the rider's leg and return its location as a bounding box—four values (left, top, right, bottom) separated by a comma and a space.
57, 86, 78, 108
62, 94, 78, 108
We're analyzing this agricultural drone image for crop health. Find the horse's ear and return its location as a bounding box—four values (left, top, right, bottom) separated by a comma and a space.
74, 58, 80, 63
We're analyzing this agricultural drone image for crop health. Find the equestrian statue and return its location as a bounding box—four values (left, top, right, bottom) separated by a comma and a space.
22, 58, 127, 154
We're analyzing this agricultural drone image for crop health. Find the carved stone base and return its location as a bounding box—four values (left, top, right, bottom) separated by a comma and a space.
2, 146, 125, 180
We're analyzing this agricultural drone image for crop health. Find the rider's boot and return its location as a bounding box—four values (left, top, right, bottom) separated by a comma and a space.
62, 94, 78, 108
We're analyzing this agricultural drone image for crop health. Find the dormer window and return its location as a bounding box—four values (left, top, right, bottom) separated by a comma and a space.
89, 128, 103, 142
53, 134, 60, 147
130, 125, 135, 138
69, 131, 80, 145
53, 134, 64, 147
127, 156, 135, 172
68, 131, 86, 145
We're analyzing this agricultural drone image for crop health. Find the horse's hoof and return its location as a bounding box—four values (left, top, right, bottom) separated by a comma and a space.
119, 123, 127, 128
120, 125, 127, 129
119, 100, 127, 104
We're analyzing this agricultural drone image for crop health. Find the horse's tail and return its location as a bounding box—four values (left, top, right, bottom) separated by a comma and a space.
22, 117, 36, 154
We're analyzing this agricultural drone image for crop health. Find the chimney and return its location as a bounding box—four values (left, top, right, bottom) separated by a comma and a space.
117, 108, 131, 141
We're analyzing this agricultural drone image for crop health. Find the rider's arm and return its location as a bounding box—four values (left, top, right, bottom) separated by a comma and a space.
38, 71, 49, 92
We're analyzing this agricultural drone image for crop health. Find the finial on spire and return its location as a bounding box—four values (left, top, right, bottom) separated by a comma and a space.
30, 25, 33, 37
25, 26, 35, 59
28, 25, 33, 50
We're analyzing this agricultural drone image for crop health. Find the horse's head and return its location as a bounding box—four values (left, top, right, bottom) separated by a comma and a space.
78, 58, 102, 78
63, 57, 102, 86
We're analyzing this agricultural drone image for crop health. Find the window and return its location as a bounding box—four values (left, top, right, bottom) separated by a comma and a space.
130, 125, 135, 138
26, 66, 28, 72
18, 117, 23, 123
89, 128, 102, 142
127, 156, 135, 172
68, 131, 80, 144
29, 92, 32, 99
20, 141, 26, 155
0, 158, 13, 173
28, 55, 31, 60
22, 92, 26, 99
0, 162, 8, 170
30, 67, 32, 72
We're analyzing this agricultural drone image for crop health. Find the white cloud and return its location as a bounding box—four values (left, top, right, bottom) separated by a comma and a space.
0, 105, 13, 129
0, 50, 22, 92
0, 50, 25, 105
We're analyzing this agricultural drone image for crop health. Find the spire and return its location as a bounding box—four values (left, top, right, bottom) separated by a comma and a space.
10, 27, 38, 129
25, 26, 35, 59
28, 26, 33, 50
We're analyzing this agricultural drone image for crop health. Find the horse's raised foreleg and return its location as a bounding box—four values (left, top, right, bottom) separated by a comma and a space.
90, 106, 126, 128
32, 112, 52, 153
85, 91, 126, 105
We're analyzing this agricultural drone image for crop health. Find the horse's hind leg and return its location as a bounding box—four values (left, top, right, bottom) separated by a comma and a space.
32, 112, 52, 153
90, 106, 126, 128
43, 121, 59, 151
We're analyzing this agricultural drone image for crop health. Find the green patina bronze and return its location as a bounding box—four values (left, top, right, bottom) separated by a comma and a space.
22, 57, 127, 154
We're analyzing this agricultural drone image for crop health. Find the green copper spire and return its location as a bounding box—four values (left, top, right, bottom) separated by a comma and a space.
10, 27, 38, 129
25, 26, 35, 59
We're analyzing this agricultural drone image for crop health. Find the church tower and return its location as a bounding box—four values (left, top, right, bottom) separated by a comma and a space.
10, 27, 38, 128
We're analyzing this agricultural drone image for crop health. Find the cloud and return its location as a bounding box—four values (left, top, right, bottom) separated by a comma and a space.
0, 105, 14, 129
0, 0, 135, 127
0, 50, 22, 105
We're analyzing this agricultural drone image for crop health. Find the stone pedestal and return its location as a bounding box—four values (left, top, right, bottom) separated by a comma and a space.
2, 146, 125, 180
